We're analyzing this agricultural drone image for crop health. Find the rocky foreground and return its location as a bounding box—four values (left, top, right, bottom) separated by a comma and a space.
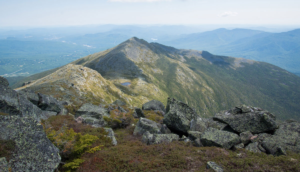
1, 76, 300, 171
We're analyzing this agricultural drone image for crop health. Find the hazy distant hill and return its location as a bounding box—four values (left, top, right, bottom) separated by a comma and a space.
15, 37, 300, 121
160, 28, 300, 73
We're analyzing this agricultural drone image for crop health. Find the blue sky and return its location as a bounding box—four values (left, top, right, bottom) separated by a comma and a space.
0, 0, 299, 27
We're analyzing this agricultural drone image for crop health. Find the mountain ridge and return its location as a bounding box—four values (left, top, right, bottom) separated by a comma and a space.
14, 37, 300, 121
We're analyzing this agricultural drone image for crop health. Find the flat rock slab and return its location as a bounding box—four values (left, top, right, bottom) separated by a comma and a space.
0, 115, 61, 171
142, 131, 179, 145
200, 127, 240, 149
214, 105, 278, 134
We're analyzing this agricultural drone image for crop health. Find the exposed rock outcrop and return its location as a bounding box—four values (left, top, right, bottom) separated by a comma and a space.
142, 131, 179, 145
206, 161, 224, 172
0, 115, 61, 171
104, 128, 118, 146
214, 105, 278, 134
142, 99, 165, 112
132, 107, 145, 118
200, 128, 240, 149
38, 93, 63, 113
262, 120, 300, 155
133, 118, 161, 136
163, 98, 198, 134
75, 103, 109, 127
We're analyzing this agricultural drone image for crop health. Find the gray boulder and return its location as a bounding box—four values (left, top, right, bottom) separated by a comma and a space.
0, 76, 9, 87
163, 97, 198, 134
262, 120, 300, 156
75, 103, 109, 127
160, 124, 172, 134
142, 131, 179, 145
233, 143, 244, 149
240, 131, 253, 145
104, 128, 117, 146
202, 118, 228, 130
0, 115, 61, 171
214, 105, 278, 134
188, 131, 202, 140
133, 118, 161, 136
190, 117, 207, 132
142, 99, 165, 112
0, 83, 49, 122
132, 107, 145, 118
200, 128, 240, 149
206, 161, 224, 172
245, 142, 261, 153
17, 89, 39, 106
38, 93, 62, 113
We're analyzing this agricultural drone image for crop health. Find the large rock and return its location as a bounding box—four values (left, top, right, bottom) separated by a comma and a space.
188, 131, 202, 140
190, 117, 207, 132
132, 107, 145, 118
142, 99, 165, 112
38, 93, 62, 113
163, 98, 198, 134
214, 105, 278, 134
133, 118, 161, 136
0, 82, 49, 122
200, 128, 240, 149
0, 115, 61, 171
0, 76, 9, 87
245, 142, 261, 153
262, 120, 300, 156
142, 131, 179, 145
75, 103, 109, 127
17, 89, 39, 106
239, 131, 253, 145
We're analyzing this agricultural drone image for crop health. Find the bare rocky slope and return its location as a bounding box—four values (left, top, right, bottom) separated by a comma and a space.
14, 37, 300, 120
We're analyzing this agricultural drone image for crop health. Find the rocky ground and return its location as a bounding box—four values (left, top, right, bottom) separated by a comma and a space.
1, 75, 300, 172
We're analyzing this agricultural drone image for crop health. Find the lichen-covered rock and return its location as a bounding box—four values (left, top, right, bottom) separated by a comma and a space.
0, 84, 48, 122
245, 142, 261, 153
190, 117, 207, 132
17, 89, 39, 106
214, 105, 278, 134
132, 107, 145, 118
202, 118, 228, 130
0, 157, 9, 172
104, 128, 117, 146
161, 124, 172, 134
163, 97, 198, 134
206, 161, 224, 172
133, 118, 161, 136
240, 131, 253, 145
38, 93, 63, 113
142, 132, 179, 145
233, 143, 244, 149
112, 99, 126, 106
142, 99, 165, 112
200, 128, 240, 149
193, 138, 203, 147
75, 103, 109, 127
0, 115, 61, 171
0, 76, 9, 88
262, 120, 300, 156
188, 131, 202, 140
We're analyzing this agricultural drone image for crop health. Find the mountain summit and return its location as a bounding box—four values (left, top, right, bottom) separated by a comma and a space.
16, 37, 300, 120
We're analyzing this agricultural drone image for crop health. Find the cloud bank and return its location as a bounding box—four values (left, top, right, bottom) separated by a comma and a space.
109, 0, 173, 2
220, 11, 238, 17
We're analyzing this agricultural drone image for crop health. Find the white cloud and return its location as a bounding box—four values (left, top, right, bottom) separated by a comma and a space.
109, 0, 173, 2
220, 11, 238, 17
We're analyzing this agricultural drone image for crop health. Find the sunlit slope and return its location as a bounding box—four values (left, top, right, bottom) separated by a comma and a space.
16, 37, 300, 120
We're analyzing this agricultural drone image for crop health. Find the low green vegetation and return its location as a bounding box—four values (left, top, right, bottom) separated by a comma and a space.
0, 139, 16, 161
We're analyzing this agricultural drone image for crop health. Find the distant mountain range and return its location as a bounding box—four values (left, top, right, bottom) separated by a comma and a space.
159, 28, 300, 74
14, 37, 300, 121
